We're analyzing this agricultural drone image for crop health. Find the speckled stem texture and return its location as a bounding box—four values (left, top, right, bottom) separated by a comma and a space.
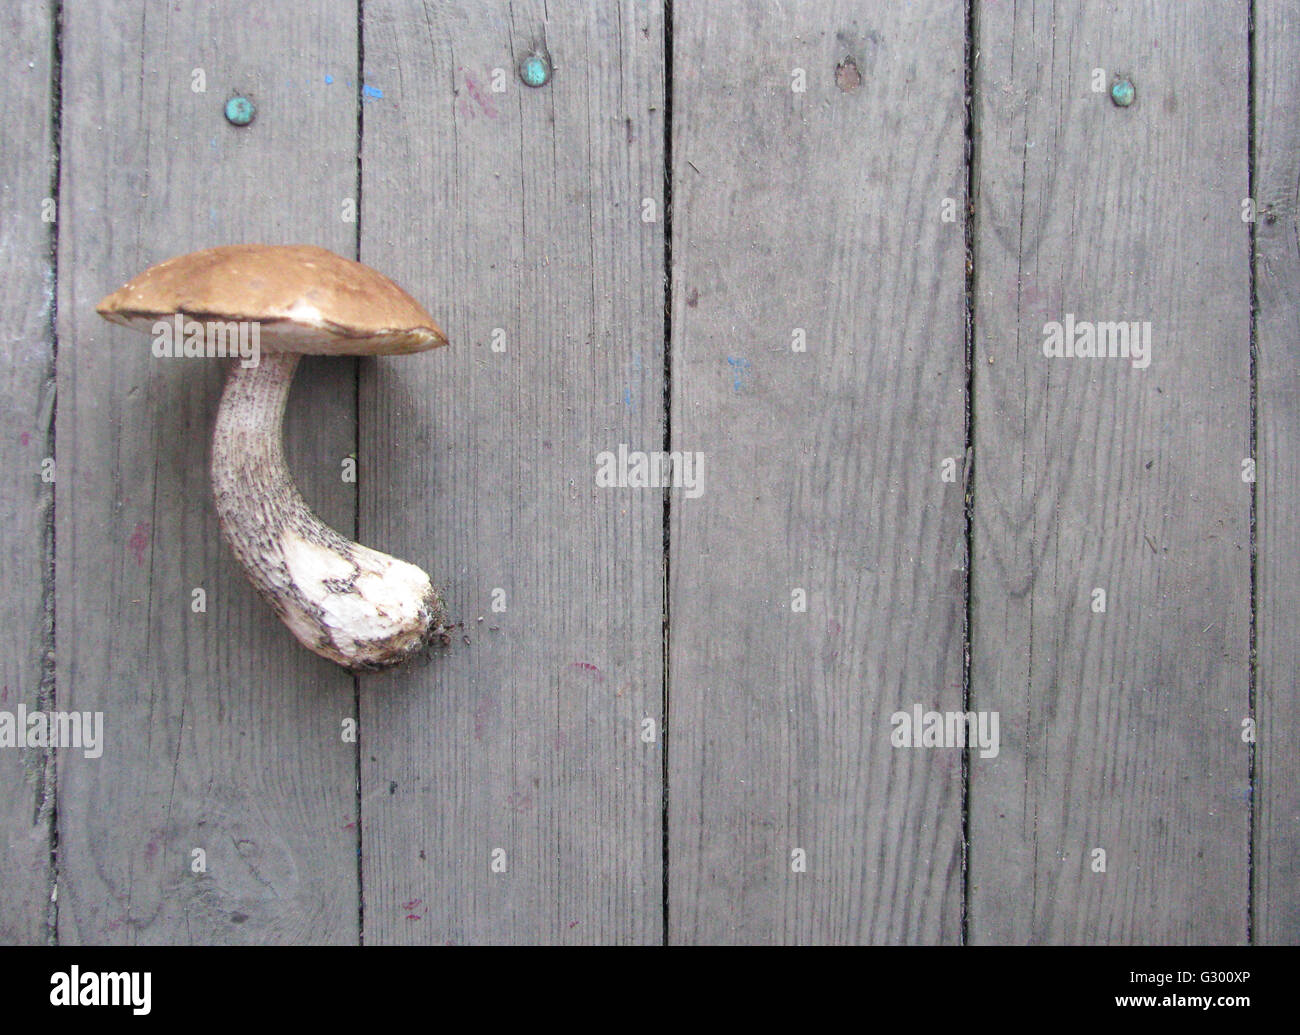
211, 351, 446, 669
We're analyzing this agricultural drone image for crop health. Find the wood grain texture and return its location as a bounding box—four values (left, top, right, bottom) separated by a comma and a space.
969, 0, 1251, 943
1253, 0, 1300, 947
55, 1, 361, 943
668, 0, 969, 944
357, 0, 665, 943
0, 0, 55, 945
0, 0, 1289, 948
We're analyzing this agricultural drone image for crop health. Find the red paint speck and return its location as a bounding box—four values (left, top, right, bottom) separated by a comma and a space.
506, 791, 533, 813
128, 522, 151, 567
19, 432, 30, 446
458, 68, 498, 119
402, 898, 422, 910
571, 662, 604, 682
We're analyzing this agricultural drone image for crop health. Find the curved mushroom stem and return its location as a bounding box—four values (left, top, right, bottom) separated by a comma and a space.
211, 351, 447, 669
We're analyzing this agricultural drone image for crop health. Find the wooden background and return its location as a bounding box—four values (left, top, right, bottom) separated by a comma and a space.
0, 0, 1295, 945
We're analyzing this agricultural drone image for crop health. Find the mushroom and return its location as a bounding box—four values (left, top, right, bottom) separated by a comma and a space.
97, 244, 450, 670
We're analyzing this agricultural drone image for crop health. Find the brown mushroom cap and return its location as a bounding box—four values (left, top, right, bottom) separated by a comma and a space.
96, 244, 448, 355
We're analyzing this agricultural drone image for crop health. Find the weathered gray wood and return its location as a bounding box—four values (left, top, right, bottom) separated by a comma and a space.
0, 0, 55, 945
668, 1, 969, 943
0, 0, 1284, 948
56, 1, 361, 943
970, 0, 1251, 943
1254, 0, 1300, 947
357, 0, 665, 943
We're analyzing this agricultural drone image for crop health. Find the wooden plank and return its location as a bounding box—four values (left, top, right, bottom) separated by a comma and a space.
358, 0, 665, 943
668, 1, 969, 943
970, 0, 1251, 943
1253, 0, 1300, 946
55, 1, 361, 943
0, 0, 55, 945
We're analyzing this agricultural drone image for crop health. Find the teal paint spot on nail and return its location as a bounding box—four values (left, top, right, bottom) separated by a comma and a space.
519, 53, 550, 88
224, 95, 255, 126
1110, 78, 1135, 107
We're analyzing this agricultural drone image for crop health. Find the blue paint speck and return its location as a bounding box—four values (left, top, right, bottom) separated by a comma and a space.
325, 74, 334, 85
623, 387, 633, 409
362, 83, 384, 100
726, 356, 751, 393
